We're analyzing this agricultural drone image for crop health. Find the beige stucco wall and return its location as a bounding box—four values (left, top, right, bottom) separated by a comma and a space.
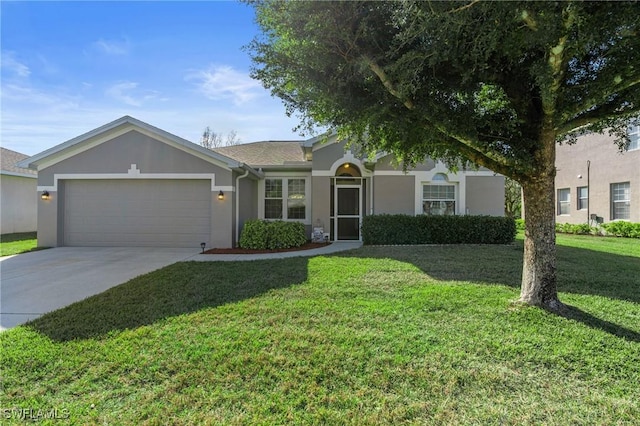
466, 176, 505, 216
372, 175, 415, 214
555, 133, 639, 224
0, 174, 37, 234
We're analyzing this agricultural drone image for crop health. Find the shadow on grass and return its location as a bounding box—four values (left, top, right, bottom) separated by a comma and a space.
336, 241, 639, 341
337, 240, 640, 304
555, 304, 640, 343
27, 258, 309, 342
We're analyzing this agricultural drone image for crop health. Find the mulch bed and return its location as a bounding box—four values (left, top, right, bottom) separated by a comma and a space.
203, 242, 331, 255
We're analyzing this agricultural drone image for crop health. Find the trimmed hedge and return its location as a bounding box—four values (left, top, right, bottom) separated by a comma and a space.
239, 219, 307, 250
361, 215, 516, 245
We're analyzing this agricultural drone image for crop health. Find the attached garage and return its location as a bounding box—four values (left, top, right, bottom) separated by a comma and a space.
19, 116, 254, 249
64, 179, 211, 247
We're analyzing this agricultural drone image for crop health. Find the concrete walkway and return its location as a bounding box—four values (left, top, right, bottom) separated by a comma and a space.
0, 242, 362, 330
189, 241, 362, 262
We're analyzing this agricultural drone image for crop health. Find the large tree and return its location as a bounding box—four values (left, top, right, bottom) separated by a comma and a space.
247, 1, 640, 310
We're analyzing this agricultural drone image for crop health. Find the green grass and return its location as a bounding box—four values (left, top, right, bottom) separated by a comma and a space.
0, 232, 43, 256
1, 235, 639, 425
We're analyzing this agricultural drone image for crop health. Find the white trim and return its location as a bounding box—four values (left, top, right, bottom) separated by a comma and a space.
312, 151, 373, 177
0, 171, 37, 179
258, 175, 311, 225
37, 168, 235, 192
333, 183, 362, 241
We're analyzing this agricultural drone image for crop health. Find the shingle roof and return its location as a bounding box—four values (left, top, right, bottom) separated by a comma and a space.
213, 141, 308, 167
1, 147, 37, 176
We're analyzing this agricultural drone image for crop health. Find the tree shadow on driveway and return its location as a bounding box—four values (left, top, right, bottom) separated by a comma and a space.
27, 258, 309, 342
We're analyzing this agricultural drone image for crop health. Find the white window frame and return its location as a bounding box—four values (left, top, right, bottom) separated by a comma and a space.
557, 188, 570, 216
259, 174, 311, 224
628, 124, 639, 151
422, 174, 458, 216
611, 182, 631, 221
577, 186, 588, 211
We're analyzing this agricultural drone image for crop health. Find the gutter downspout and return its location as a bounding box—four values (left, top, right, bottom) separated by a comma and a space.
235, 169, 250, 246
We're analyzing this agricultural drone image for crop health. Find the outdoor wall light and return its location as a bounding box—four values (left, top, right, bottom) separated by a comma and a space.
41, 190, 50, 201
200, 242, 206, 253
218, 190, 224, 200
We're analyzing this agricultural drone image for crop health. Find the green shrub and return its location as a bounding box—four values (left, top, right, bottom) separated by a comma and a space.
555, 223, 593, 235
515, 218, 525, 231
239, 219, 270, 249
361, 215, 516, 245
601, 221, 640, 238
239, 220, 307, 249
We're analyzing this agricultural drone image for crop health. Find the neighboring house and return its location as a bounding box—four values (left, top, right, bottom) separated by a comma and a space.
555, 124, 639, 225
1, 147, 37, 234
19, 116, 504, 248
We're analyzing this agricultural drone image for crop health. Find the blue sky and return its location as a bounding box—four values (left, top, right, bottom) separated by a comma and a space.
1, 1, 307, 156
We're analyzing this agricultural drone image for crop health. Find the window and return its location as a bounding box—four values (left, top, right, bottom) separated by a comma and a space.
557, 188, 570, 215
264, 179, 284, 219
611, 182, 631, 220
287, 179, 306, 219
264, 178, 307, 220
423, 184, 456, 215
577, 186, 588, 210
628, 124, 639, 151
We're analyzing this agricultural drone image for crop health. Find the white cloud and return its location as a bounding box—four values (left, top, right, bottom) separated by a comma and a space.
93, 38, 130, 55
1, 51, 31, 78
105, 81, 164, 107
186, 65, 262, 105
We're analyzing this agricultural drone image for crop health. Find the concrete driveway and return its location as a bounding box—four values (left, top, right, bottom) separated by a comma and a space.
0, 247, 199, 331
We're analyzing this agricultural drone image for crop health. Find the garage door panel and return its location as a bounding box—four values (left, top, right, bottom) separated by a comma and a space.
64, 179, 211, 247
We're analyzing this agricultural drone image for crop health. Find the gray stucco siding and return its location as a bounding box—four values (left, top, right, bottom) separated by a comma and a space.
237, 176, 258, 244
465, 176, 505, 216
373, 175, 415, 215
38, 130, 233, 187
312, 140, 348, 171
375, 154, 436, 172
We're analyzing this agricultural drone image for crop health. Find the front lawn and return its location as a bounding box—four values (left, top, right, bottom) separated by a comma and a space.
1, 235, 638, 424
0, 232, 42, 256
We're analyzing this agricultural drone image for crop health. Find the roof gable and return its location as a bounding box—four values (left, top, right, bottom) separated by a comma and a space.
17, 116, 248, 173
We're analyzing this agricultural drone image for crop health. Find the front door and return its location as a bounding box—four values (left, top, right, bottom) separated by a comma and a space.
335, 185, 361, 240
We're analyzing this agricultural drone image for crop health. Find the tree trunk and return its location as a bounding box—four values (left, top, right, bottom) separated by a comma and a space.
519, 130, 563, 310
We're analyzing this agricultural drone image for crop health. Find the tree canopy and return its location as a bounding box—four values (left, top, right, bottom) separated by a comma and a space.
247, 0, 640, 310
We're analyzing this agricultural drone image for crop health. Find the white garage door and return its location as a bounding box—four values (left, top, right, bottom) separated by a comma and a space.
64, 179, 211, 247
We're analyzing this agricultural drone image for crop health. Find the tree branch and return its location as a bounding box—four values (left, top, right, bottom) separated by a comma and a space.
563, 75, 640, 122
447, 0, 481, 14
363, 55, 415, 110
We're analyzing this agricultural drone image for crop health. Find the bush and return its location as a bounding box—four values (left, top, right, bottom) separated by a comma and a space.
239, 220, 307, 250
555, 223, 593, 235
361, 215, 516, 245
515, 218, 525, 231
601, 221, 640, 238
